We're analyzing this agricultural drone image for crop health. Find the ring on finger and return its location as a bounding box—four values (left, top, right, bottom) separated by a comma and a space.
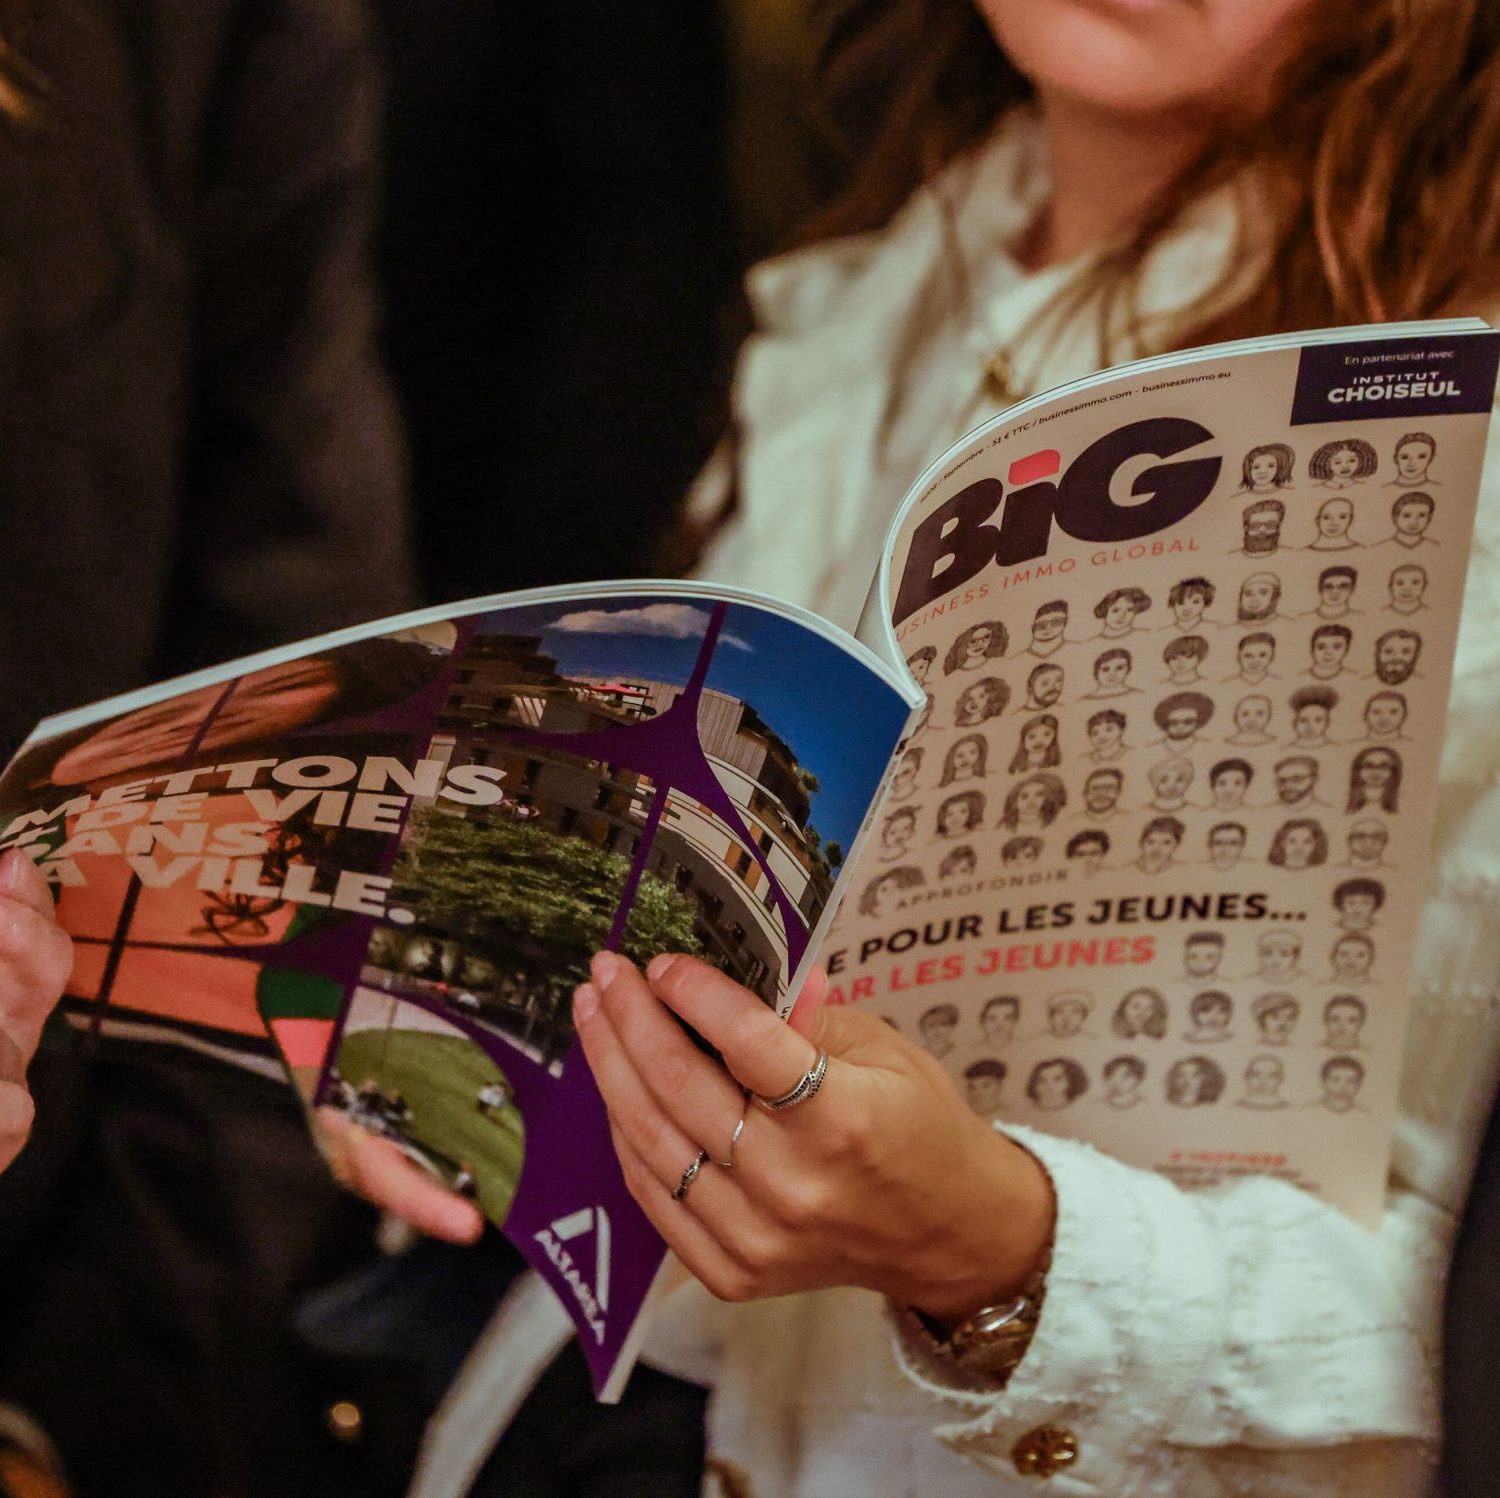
754, 1050, 829, 1112
713, 1093, 749, 1168
670, 1148, 708, 1202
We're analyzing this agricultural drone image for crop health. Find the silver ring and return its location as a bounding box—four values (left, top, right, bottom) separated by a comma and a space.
713, 1098, 749, 1168
755, 1050, 829, 1112
671, 1148, 708, 1202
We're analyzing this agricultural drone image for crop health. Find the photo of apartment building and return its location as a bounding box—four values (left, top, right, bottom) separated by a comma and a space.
355, 597, 877, 1070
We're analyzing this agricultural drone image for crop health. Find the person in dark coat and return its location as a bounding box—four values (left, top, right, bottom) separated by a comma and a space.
0, 4, 422, 1494
0, 0, 414, 759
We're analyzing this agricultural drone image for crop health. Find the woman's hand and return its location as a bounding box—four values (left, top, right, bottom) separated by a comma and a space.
313, 1107, 485, 1245
0, 850, 74, 1173
574, 951, 1053, 1320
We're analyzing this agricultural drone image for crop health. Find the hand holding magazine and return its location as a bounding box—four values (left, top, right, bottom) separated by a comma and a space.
3, 320, 1494, 1396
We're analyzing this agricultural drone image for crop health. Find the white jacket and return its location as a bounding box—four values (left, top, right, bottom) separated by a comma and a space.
648, 111, 1500, 1497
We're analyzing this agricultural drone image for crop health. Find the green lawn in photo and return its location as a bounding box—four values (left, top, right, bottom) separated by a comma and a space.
335, 1027, 525, 1226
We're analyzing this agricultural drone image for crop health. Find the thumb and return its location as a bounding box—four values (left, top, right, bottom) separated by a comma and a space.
800, 1000, 897, 1063
787, 965, 829, 1036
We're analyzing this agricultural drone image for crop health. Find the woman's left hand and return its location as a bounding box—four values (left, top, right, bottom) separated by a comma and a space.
574, 951, 1053, 1320
0, 850, 74, 1173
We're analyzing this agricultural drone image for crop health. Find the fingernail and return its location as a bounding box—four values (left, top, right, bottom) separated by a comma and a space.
0, 850, 28, 890
647, 953, 679, 984
590, 951, 620, 989
573, 983, 600, 1024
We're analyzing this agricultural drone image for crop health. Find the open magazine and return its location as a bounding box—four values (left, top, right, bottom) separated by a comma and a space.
2, 319, 1495, 1397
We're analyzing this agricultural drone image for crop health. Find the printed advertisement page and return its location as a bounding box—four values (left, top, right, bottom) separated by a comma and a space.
0, 586, 916, 1394
843, 326, 1500, 1225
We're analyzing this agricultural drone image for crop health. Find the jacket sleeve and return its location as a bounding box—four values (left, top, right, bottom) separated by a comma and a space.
894, 1125, 1444, 1496
176, 0, 415, 665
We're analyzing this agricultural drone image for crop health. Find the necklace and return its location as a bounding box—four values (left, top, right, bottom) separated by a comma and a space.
982, 348, 1026, 407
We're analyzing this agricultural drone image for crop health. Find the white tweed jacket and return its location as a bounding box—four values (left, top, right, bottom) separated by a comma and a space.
647, 111, 1500, 1498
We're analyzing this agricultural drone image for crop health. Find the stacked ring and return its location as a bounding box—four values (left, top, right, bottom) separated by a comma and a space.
755, 1050, 829, 1112
671, 1148, 708, 1202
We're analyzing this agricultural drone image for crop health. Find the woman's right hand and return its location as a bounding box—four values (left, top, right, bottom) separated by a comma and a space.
575, 951, 1055, 1320
0, 850, 74, 1172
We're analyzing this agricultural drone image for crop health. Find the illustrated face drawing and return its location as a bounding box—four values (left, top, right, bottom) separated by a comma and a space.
1374, 626, 1416, 686
1241, 500, 1285, 554
1393, 434, 1435, 486
1388, 565, 1427, 612
1238, 572, 1279, 622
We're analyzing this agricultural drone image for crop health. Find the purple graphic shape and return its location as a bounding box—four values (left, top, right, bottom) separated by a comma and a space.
498, 602, 811, 977
606, 782, 672, 953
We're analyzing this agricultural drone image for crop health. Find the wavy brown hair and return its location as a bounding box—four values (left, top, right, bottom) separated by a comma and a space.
801, 0, 1500, 355
0, 0, 41, 122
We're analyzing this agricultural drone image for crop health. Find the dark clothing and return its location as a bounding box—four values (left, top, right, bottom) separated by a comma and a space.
0, 1041, 429, 1498
370, 0, 736, 600
0, 3, 421, 1492
1442, 1084, 1500, 1496
475, 1349, 709, 1498
0, 0, 413, 758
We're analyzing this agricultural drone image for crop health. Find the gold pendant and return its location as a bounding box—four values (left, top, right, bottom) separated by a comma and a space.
983, 349, 1022, 406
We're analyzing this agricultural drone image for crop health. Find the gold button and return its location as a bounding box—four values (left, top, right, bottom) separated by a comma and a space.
1011, 1423, 1080, 1478
325, 1400, 363, 1443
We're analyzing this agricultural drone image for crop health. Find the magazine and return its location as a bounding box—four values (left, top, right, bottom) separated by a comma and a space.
850, 318, 1499, 1230
2, 319, 1495, 1397
0, 587, 919, 1398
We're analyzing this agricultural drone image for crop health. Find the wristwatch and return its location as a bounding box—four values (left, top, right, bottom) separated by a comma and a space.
906, 1242, 1052, 1384
912, 1285, 1043, 1381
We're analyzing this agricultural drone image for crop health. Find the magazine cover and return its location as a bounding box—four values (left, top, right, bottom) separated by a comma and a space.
0, 587, 918, 1396
5, 318, 1493, 1397
846, 322, 1500, 1225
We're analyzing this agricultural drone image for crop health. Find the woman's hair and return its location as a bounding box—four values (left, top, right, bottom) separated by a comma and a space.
0, 4, 40, 122
937, 788, 985, 834
1240, 444, 1297, 489
1166, 1056, 1226, 1106
1094, 587, 1151, 622
1112, 987, 1167, 1040
954, 675, 1010, 723
1027, 1056, 1088, 1104
1268, 817, 1330, 867
940, 731, 990, 784
1001, 834, 1042, 863
1008, 713, 1060, 772
1189, 990, 1233, 1025
1309, 438, 1379, 481
858, 863, 924, 916
943, 620, 1009, 674
1001, 772, 1066, 829
801, 2, 1500, 347
1348, 746, 1403, 813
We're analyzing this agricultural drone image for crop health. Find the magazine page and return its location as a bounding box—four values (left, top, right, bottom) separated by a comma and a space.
839, 324, 1500, 1226
0, 585, 917, 1396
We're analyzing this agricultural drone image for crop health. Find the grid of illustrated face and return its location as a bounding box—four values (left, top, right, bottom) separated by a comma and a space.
872, 430, 1451, 1125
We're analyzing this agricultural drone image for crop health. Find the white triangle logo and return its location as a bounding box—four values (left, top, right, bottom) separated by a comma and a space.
547, 1205, 611, 1311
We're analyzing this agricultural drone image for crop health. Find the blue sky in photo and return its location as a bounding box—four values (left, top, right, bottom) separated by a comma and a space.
475, 597, 707, 686
472, 594, 908, 851
707, 605, 910, 852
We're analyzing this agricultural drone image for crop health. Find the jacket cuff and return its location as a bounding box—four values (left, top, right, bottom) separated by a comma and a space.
892, 1126, 1225, 1490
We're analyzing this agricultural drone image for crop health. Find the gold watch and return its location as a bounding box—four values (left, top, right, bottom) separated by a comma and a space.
908, 1243, 1051, 1384
915, 1291, 1040, 1380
